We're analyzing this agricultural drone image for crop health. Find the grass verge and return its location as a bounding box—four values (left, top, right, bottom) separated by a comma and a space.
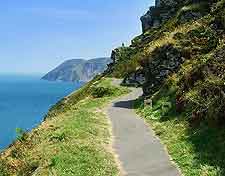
134, 84, 225, 176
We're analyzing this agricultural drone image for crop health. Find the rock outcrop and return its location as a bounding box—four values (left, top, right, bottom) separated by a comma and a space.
142, 44, 185, 95
141, 0, 183, 32
140, 0, 212, 33
122, 69, 145, 87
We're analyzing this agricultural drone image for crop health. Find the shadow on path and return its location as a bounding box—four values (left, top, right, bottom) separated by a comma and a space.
113, 100, 135, 109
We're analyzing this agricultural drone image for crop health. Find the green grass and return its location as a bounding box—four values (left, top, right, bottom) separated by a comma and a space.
0, 78, 129, 176
134, 83, 225, 176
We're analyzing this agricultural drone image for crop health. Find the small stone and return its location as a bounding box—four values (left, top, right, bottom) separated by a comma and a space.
144, 99, 153, 107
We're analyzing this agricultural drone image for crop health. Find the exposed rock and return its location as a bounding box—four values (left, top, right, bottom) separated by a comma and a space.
211, 9, 225, 34
141, 0, 183, 33
178, 11, 203, 23
106, 46, 145, 86
156, 0, 181, 7
105, 46, 138, 77
141, 6, 176, 33
140, 0, 212, 33
110, 46, 136, 63
143, 44, 185, 95
155, 0, 161, 7
144, 98, 153, 107
110, 49, 117, 63
122, 69, 145, 87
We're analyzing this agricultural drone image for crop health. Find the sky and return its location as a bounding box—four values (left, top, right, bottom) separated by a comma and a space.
0, 0, 154, 74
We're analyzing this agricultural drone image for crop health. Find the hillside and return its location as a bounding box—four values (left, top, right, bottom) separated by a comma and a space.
107, 0, 225, 175
0, 77, 129, 175
109, 0, 225, 126
1, 0, 225, 175
42, 57, 111, 82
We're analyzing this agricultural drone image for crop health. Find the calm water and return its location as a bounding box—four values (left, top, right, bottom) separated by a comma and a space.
0, 74, 82, 150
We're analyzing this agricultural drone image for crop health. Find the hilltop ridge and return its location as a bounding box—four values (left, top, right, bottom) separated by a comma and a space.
42, 57, 111, 82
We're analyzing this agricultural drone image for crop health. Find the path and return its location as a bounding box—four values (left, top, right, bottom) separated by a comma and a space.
107, 81, 181, 176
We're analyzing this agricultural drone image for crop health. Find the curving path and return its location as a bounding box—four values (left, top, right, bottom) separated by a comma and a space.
107, 81, 181, 176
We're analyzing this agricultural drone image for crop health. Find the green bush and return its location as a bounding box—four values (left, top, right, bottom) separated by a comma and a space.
91, 87, 112, 98
176, 45, 225, 126
50, 132, 66, 142
186, 78, 225, 125
15, 128, 27, 142
179, 27, 219, 54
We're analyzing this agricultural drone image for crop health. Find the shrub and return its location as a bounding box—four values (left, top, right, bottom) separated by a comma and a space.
179, 27, 219, 54
50, 132, 66, 142
15, 128, 27, 142
91, 87, 112, 98
177, 54, 225, 126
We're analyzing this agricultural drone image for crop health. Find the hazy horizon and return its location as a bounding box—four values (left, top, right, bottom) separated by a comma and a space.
0, 57, 111, 75
0, 0, 154, 74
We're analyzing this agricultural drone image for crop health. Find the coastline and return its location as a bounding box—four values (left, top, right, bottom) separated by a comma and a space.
0, 77, 129, 175
0, 77, 82, 151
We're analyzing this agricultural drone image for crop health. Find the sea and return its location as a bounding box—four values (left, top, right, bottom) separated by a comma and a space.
0, 74, 83, 150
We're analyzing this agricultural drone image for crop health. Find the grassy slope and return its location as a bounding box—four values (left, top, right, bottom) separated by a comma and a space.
0, 78, 129, 176
1, 1, 225, 176
108, 1, 225, 175
134, 77, 225, 176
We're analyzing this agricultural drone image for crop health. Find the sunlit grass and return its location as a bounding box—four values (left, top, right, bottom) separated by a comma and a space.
134, 83, 225, 176
0, 78, 129, 176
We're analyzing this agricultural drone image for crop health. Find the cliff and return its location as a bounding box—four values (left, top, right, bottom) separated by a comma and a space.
140, 0, 208, 32
141, 0, 182, 32
42, 57, 111, 82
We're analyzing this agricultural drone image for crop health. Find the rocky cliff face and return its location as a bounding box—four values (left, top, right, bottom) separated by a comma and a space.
142, 44, 186, 95
42, 57, 111, 82
140, 0, 211, 33
141, 0, 183, 32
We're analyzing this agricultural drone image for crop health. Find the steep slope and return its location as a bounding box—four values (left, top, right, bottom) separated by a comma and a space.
42, 57, 111, 82
2, 0, 225, 175
0, 77, 129, 175
106, 0, 225, 175
108, 0, 223, 121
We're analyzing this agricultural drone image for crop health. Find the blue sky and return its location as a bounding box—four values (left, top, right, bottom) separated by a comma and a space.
0, 0, 154, 74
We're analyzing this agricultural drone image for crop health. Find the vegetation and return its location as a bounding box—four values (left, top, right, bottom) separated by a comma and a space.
109, 46, 140, 78
108, 0, 225, 175
135, 78, 225, 175
2, 0, 225, 175
91, 87, 112, 98
0, 78, 129, 176
15, 128, 27, 142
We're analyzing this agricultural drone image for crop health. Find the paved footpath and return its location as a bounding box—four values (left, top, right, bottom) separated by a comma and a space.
107, 84, 181, 176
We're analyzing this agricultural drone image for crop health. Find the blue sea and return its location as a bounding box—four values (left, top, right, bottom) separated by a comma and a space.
0, 74, 83, 150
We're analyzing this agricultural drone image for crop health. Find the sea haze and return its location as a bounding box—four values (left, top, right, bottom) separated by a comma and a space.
0, 74, 83, 150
